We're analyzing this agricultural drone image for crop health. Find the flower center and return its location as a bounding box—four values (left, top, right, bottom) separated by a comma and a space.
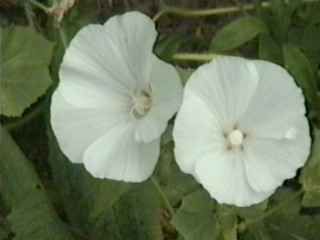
228, 129, 244, 146
132, 90, 152, 119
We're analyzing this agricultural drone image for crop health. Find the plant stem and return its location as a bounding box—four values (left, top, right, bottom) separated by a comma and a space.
239, 189, 304, 230
153, 1, 268, 21
58, 26, 68, 50
153, 0, 319, 21
173, 53, 216, 62
24, 2, 36, 30
151, 176, 175, 216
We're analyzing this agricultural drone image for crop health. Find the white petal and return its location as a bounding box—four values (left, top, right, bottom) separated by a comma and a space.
103, 11, 157, 90
50, 90, 129, 163
135, 55, 183, 143
239, 60, 308, 139
195, 150, 273, 207
60, 24, 132, 108
173, 92, 223, 174
83, 122, 160, 182
59, 11, 157, 108
244, 117, 311, 192
184, 56, 258, 126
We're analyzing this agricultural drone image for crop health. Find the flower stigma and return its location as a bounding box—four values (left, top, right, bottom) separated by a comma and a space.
228, 129, 244, 146
132, 89, 152, 119
224, 127, 246, 151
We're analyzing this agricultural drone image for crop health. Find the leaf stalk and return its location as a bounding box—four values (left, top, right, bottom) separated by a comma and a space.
151, 176, 175, 217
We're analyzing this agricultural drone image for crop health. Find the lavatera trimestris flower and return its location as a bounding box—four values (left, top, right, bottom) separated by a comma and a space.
173, 56, 311, 207
51, 11, 183, 182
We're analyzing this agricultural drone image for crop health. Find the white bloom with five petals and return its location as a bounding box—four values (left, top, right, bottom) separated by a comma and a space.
51, 11, 182, 182
173, 56, 311, 207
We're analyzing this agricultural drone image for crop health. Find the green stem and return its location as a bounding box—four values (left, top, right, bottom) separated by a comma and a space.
153, 0, 319, 21
153, 1, 268, 21
240, 189, 304, 230
58, 26, 68, 50
151, 176, 175, 216
24, 2, 36, 29
173, 53, 216, 62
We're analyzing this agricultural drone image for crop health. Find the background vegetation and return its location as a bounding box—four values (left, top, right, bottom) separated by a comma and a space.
1, 0, 320, 239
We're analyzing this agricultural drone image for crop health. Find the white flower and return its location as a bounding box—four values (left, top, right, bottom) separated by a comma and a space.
51, 11, 182, 182
173, 56, 311, 207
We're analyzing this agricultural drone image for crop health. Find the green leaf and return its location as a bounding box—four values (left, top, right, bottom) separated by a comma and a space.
300, 128, 320, 207
0, 26, 54, 117
217, 206, 238, 240
283, 44, 318, 105
302, 25, 320, 52
264, 189, 320, 240
259, 34, 282, 65
211, 17, 268, 52
47, 128, 131, 232
243, 189, 320, 240
0, 127, 74, 240
235, 200, 268, 220
301, 25, 320, 66
155, 34, 185, 62
90, 181, 163, 240
243, 222, 272, 240
269, 0, 301, 42
0, 225, 10, 240
172, 190, 220, 240
297, 2, 320, 25
155, 142, 199, 206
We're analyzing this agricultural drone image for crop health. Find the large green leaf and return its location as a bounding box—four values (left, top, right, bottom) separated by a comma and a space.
0, 126, 74, 240
259, 34, 282, 65
300, 128, 320, 207
283, 44, 318, 105
211, 17, 267, 52
242, 189, 320, 240
264, 189, 320, 240
172, 190, 220, 240
0, 26, 54, 117
90, 181, 163, 240
47, 128, 130, 234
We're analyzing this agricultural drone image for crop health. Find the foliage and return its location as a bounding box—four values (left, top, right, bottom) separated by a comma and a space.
0, 127, 74, 240
210, 16, 268, 52
242, 189, 320, 240
0, 26, 54, 117
300, 128, 320, 207
172, 190, 220, 240
1, 0, 320, 240
283, 44, 318, 105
